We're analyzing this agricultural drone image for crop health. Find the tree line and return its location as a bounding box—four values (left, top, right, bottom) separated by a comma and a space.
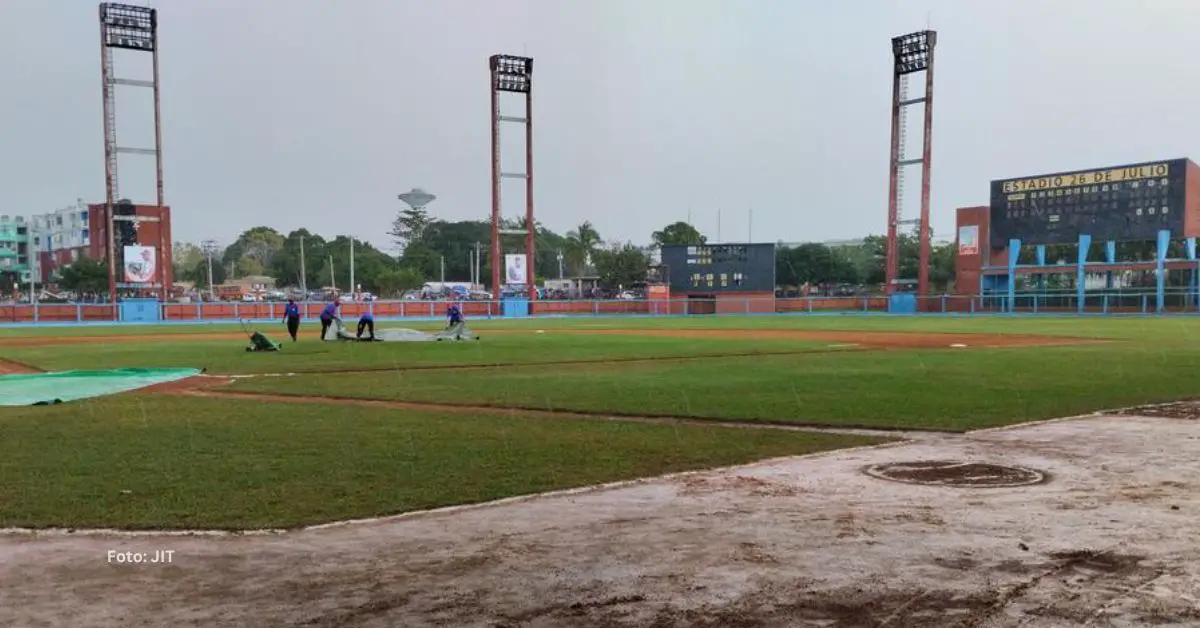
52, 215, 962, 299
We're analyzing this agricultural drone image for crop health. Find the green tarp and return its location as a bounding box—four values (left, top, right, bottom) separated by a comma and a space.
0, 368, 202, 407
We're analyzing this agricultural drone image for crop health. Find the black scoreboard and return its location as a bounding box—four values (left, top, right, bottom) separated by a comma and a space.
989, 158, 1188, 247
660, 243, 776, 293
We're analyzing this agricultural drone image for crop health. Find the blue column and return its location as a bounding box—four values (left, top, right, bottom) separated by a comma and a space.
1105, 241, 1116, 290
1156, 229, 1170, 313
1035, 245, 1046, 296
1188, 237, 1198, 310
1007, 239, 1021, 313
1076, 233, 1091, 314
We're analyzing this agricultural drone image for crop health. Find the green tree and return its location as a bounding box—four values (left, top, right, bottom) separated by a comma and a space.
415, 220, 492, 281
374, 266, 425, 298
651, 221, 707, 247
56, 257, 109, 296
592, 243, 650, 289
270, 229, 326, 290
181, 254, 226, 290
235, 257, 265, 277
563, 221, 601, 277
172, 242, 205, 281
318, 236, 397, 293
223, 226, 285, 271
389, 196, 434, 253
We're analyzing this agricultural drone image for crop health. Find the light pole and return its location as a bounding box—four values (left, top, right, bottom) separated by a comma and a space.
200, 239, 219, 301
556, 250, 564, 280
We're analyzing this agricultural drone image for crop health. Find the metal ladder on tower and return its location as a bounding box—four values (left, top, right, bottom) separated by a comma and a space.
103, 46, 120, 200
896, 74, 918, 229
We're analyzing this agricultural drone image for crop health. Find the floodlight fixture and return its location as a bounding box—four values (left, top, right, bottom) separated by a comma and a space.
491, 55, 532, 93
892, 30, 935, 75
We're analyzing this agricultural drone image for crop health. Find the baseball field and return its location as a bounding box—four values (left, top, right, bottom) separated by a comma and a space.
2, 314, 1200, 626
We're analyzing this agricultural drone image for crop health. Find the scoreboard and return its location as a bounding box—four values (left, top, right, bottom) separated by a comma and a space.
989, 158, 1188, 247
660, 243, 775, 293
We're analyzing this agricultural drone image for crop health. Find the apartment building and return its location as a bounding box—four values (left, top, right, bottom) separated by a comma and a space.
29, 200, 91, 282
0, 215, 33, 283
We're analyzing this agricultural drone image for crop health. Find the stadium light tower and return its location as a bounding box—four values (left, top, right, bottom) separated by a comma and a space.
885, 30, 937, 297
489, 54, 535, 299
99, 2, 167, 302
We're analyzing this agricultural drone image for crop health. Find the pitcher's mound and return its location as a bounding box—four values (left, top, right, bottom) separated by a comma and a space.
864, 460, 1047, 488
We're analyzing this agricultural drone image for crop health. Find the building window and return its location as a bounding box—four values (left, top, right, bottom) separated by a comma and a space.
80, 210, 88, 222
56, 216, 62, 226
70, 249, 79, 262
81, 228, 89, 243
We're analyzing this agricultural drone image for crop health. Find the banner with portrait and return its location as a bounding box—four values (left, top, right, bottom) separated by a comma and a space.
504, 254, 527, 285
957, 225, 979, 256
123, 245, 157, 283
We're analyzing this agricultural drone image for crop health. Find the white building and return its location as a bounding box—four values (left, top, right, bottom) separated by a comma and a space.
29, 199, 92, 281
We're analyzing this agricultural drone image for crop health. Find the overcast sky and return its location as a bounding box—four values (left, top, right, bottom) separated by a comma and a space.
2, 0, 1198, 253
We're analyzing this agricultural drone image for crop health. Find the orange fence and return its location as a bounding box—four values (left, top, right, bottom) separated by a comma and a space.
3, 294, 1193, 324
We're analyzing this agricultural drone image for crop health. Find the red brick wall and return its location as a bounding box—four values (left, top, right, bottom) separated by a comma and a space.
954, 205, 991, 296
1185, 160, 1200, 238
715, 291, 774, 314
87, 203, 173, 292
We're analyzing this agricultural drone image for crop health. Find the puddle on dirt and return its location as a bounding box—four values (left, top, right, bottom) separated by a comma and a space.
1115, 402, 1200, 420
863, 460, 1048, 488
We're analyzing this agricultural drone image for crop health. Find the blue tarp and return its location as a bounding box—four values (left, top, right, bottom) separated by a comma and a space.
0, 368, 202, 406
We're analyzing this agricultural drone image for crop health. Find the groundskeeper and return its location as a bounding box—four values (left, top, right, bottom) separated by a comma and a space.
319, 298, 341, 340
283, 298, 301, 342
446, 302, 464, 333
356, 309, 376, 340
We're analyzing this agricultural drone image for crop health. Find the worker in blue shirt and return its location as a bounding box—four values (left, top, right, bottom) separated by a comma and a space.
319, 298, 341, 340
356, 309, 376, 340
446, 303, 463, 331
282, 298, 301, 342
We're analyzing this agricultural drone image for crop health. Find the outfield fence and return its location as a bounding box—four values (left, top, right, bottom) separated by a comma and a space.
3, 290, 1200, 325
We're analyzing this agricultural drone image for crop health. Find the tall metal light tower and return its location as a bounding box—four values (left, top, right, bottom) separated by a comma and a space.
489, 54, 535, 299
885, 30, 936, 296
99, 2, 166, 302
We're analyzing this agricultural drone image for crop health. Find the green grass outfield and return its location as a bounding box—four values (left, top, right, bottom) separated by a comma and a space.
0, 395, 880, 530
4, 315, 1200, 529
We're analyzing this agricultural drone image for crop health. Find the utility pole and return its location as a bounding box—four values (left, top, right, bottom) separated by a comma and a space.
298, 234, 307, 296
349, 236, 355, 300
329, 255, 335, 292
201, 239, 218, 301
557, 249, 564, 280
440, 255, 445, 285
475, 242, 482, 290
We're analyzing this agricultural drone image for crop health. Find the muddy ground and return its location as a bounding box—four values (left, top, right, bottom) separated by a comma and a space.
1, 414, 1198, 627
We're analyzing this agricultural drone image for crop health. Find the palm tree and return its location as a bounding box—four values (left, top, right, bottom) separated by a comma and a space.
564, 221, 601, 277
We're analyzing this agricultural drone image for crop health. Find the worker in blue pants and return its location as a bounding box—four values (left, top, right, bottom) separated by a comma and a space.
356, 309, 376, 340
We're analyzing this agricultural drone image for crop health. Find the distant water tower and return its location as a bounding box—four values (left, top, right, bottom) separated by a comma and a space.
398, 188, 436, 212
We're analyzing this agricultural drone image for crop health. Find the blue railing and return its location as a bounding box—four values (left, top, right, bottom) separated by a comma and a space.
2, 291, 1200, 326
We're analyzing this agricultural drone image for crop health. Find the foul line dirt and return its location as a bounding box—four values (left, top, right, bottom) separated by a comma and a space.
0, 358, 41, 374
167, 380, 957, 438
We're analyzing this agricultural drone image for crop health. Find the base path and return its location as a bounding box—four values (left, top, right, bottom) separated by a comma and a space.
1, 414, 1197, 627
565, 328, 1095, 349
0, 358, 40, 374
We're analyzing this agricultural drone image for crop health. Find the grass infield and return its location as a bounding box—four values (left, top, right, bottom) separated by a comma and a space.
0, 395, 882, 530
